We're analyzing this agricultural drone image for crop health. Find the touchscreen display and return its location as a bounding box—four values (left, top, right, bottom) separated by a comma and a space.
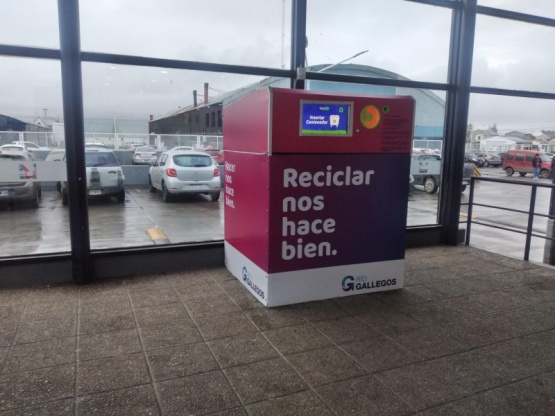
300, 101, 352, 136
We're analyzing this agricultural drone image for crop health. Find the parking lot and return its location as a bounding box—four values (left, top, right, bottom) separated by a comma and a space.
1, 166, 555, 264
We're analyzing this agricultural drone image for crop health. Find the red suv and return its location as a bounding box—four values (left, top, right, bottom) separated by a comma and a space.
502, 150, 552, 178
198, 147, 224, 165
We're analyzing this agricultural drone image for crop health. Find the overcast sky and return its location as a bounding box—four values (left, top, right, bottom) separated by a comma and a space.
1, 0, 554, 135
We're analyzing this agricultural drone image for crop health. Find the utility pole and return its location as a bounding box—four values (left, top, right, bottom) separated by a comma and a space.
43, 108, 48, 118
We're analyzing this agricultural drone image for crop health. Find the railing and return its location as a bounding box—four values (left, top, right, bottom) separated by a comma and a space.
0, 131, 224, 151
464, 175, 555, 261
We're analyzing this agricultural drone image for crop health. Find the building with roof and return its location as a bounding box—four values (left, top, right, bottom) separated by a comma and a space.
149, 64, 446, 142
479, 135, 532, 152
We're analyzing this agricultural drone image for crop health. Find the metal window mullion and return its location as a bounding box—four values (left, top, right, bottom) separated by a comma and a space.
440, 0, 477, 245
58, 0, 92, 284
291, 0, 307, 89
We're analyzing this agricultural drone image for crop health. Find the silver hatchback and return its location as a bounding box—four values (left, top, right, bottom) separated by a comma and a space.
148, 150, 221, 202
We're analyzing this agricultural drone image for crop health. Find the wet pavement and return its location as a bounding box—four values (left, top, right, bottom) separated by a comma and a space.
0, 244, 554, 415
1, 166, 555, 265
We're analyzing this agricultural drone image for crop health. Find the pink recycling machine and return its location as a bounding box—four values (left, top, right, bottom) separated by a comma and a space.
223, 88, 415, 307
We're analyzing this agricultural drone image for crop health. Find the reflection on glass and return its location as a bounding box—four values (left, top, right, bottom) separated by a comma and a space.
0, 0, 59, 48
80, 0, 291, 68
306, 0, 451, 83
473, 16, 555, 93
82, 63, 271, 249
0, 58, 67, 257
478, 0, 555, 20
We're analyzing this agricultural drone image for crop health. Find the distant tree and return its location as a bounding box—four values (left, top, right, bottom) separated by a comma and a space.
490, 123, 498, 133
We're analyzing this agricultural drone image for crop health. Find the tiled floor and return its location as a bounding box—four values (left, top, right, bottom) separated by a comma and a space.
0, 245, 554, 415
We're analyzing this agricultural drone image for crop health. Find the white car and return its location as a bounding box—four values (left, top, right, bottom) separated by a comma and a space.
132, 146, 158, 165
61, 149, 125, 205
11, 141, 50, 151
148, 149, 220, 202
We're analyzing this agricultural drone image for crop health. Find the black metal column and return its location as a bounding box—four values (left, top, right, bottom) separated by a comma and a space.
440, 0, 477, 245
291, 0, 307, 89
58, 0, 92, 283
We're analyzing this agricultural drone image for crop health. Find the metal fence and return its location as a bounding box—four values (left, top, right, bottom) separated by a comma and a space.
464, 176, 555, 262
0, 131, 224, 151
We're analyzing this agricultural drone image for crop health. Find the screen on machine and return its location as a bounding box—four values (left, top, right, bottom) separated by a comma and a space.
299, 100, 353, 136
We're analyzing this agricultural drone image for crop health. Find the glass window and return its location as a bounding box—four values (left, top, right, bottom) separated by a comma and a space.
0, 0, 60, 48
82, 62, 267, 249
473, 16, 555, 93
79, 0, 292, 69
306, 0, 452, 83
468, 95, 555, 144
0, 57, 67, 257
478, 1, 555, 20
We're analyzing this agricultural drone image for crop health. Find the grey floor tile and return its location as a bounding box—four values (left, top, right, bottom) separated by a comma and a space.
184, 294, 240, 318
0, 364, 75, 412
376, 348, 513, 410
0, 288, 30, 307
371, 285, 444, 306
472, 308, 548, 340
77, 384, 159, 416
289, 300, 350, 322
390, 325, 466, 359
263, 324, 332, 355
341, 335, 422, 373
208, 332, 279, 368
146, 342, 219, 381
3, 337, 76, 374
129, 288, 180, 309
0, 304, 25, 321
124, 274, 172, 292
245, 308, 305, 331
217, 278, 248, 295
77, 329, 141, 361
77, 352, 150, 395
27, 285, 78, 305
0, 320, 18, 347
15, 317, 77, 344
401, 302, 464, 326
312, 316, 379, 344
133, 303, 191, 328
157, 370, 240, 416
330, 293, 384, 314
245, 390, 334, 416
420, 371, 555, 416
443, 318, 507, 349
223, 357, 308, 404
316, 374, 415, 416
0, 346, 8, 370
286, 345, 367, 387
209, 267, 237, 282
356, 308, 424, 334
78, 311, 136, 335
23, 300, 78, 321
139, 320, 202, 350
432, 295, 494, 317
195, 312, 258, 341
80, 293, 132, 315
226, 291, 265, 311
479, 333, 555, 380
174, 281, 226, 300
0, 398, 74, 416
207, 408, 248, 416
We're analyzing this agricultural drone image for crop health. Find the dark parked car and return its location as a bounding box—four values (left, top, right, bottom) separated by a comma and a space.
475, 152, 502, 167
465, 152, 485, 167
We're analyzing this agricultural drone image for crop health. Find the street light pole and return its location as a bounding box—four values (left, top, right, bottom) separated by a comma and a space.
316, 50, 369, 73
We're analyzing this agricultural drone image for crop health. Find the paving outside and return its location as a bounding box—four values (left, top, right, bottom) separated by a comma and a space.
0, 245, 554, 415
